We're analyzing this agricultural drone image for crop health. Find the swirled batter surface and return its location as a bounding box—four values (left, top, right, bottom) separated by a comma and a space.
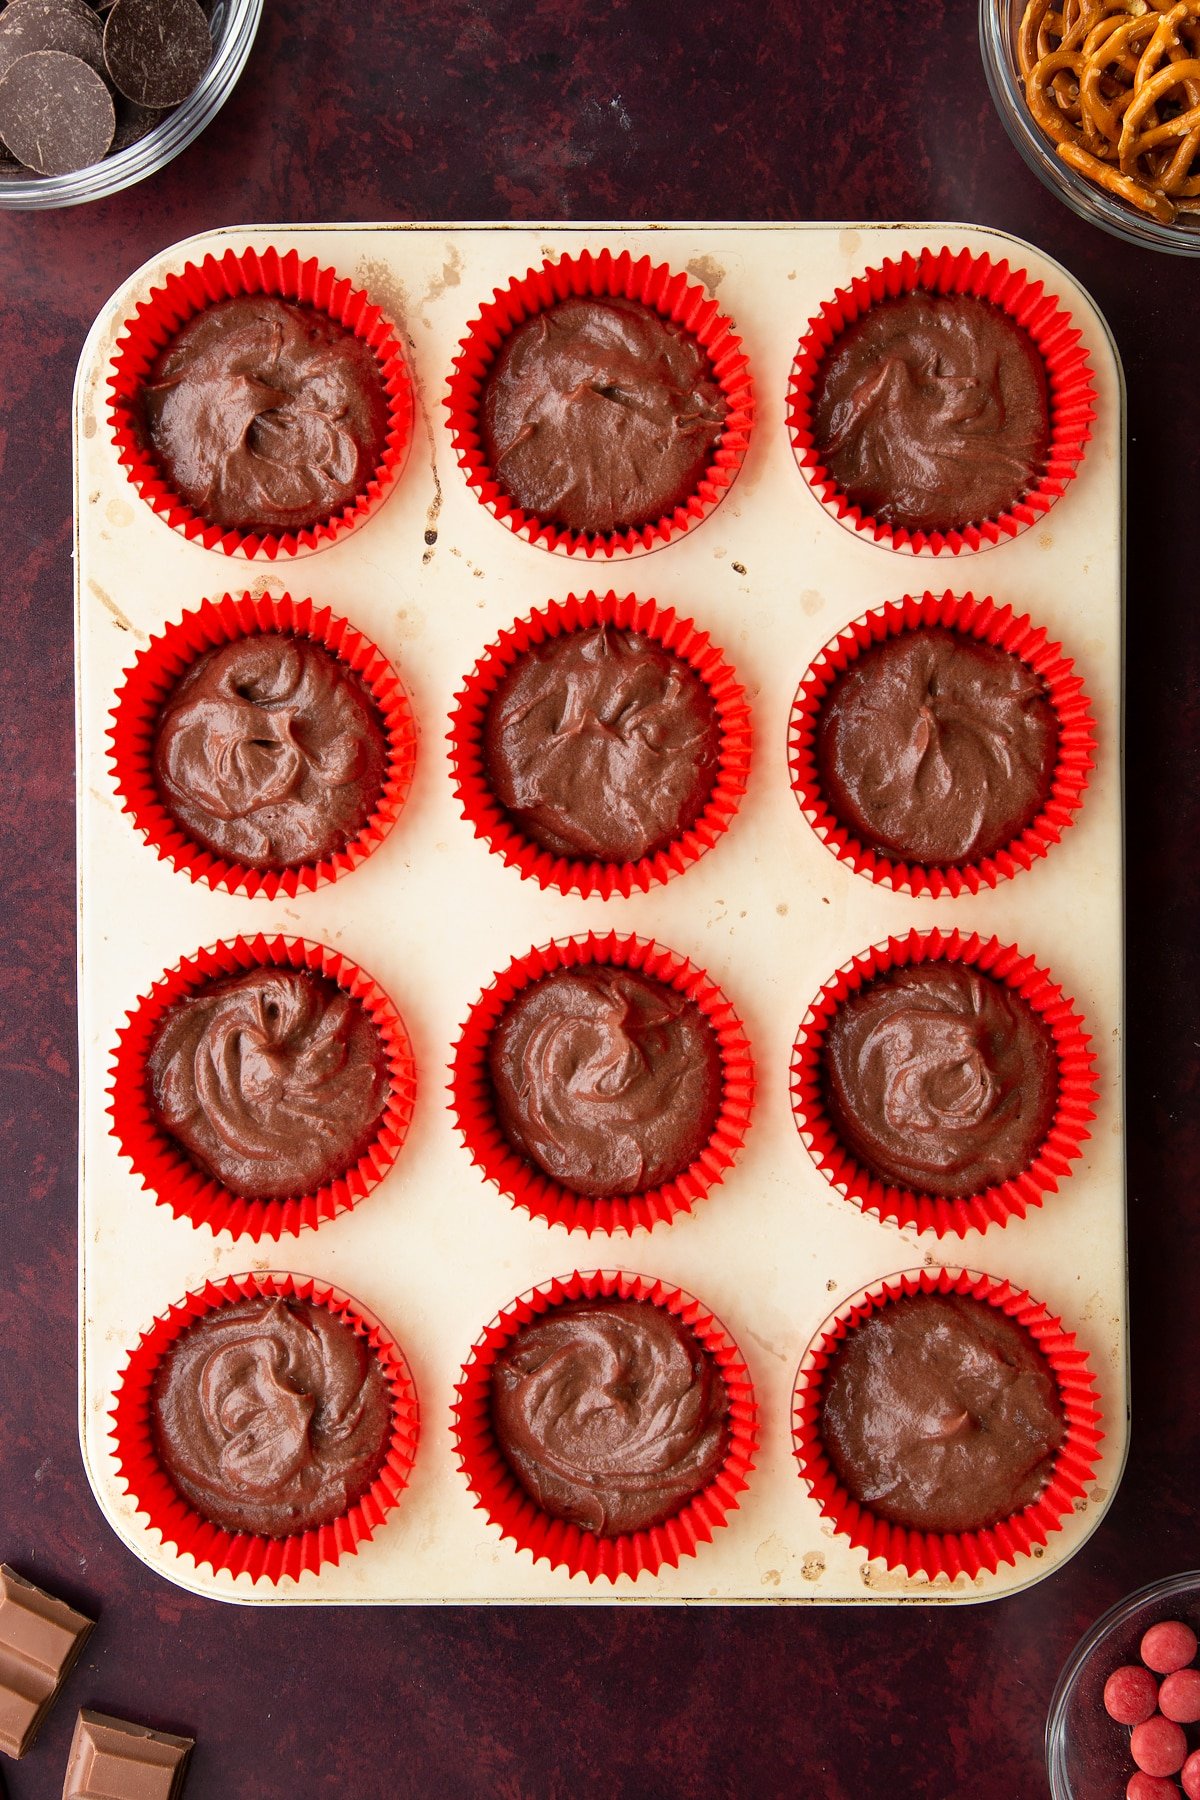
483, 626, 721, 863
819, 1292, 1065, 1533
147, 967, 389, 1199
153, 633, 388, 870
810, 293, 1049, 533
152, 1295, 391, 1537
815, 628, 1057, 865
491, 1299, 728, 1534
820, 962, 1057, 1197
487, 966, 723, 1197
139, 296, 390, 532
480, 297, 727, 535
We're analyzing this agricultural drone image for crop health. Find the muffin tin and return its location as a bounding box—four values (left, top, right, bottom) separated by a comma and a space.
73, 222, 1127, 1604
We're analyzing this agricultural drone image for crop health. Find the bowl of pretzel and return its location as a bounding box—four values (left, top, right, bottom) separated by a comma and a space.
981, 0, 1200, 252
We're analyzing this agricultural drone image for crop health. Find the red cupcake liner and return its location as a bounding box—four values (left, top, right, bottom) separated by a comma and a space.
449, 931, 755, 1236
792, 1265, 1103, 1580
108, 934, 416, 1241
107, 246, 415, 560
790, 926, 1097, 1238
445, 248, 755, 558
447, 591, 752, 899
109, 1270, 419, 1585
788, 590, 1096, 898
786, 245, 1096, 556
452, 1267, 758, 1583
108, 592, 418, 900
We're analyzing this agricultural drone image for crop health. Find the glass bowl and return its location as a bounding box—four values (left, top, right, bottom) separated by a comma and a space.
0, 0, 261, 211
980, 0, 1200, 256
1046, 1569, 1200, 1798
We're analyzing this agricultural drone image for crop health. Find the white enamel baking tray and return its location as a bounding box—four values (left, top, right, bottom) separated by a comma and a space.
74, 222, 1127, 1604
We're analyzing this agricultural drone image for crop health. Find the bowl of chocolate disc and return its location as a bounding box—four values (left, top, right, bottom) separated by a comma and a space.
0, 0, 261, 208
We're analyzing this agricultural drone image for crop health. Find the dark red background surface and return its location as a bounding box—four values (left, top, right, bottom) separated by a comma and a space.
1, 3, 1197, 1796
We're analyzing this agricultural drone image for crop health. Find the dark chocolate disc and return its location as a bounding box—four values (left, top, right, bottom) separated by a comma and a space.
102, 0, 210, 106
0, 0, 105, 79
0, 48, 114, 172
109, 91, 161, 149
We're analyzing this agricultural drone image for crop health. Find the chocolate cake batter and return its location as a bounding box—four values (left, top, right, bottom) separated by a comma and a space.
490, 1299, 728, 1535
152, 633, 388, 870
821, 962, 1058, 1197
480, 296, 727, 535
810, 292, 1050, 534
815, 628, 1057, 865
139, 296, 390, 533
819, 1291, 1066, 1533
487, 965, 723, 1197
147, 967, 390, 1199
152, 1295, 391, 1537
483, 626, 721, 863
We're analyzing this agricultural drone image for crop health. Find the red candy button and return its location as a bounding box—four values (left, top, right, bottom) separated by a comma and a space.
1160, 1668, 1200, 1724
1128, 1774, 1183, 1800
1107, 1665, 1162, 1725
1182, 1749, 1200, 1800
1142, 1622, 1200, 1675
1132, 1717, 1188, 1778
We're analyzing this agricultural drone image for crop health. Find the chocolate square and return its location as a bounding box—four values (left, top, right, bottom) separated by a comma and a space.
64, 1710, 193, 1799
0, 1565, 93, 1758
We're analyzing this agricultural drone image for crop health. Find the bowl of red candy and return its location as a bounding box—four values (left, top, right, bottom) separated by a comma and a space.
1048, 1572, 1200, 1799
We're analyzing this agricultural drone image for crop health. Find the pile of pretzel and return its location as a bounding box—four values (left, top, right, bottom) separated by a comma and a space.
1018, 0, 1200, 223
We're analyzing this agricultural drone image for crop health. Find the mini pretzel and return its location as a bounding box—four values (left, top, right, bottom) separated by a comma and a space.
1079, 19, 1160, 145
1056, 139, 1178, 216
1027, 47, 1089, 146
1019, 0, 1200, 223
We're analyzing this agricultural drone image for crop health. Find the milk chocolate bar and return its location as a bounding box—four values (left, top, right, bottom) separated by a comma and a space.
64, 1710, 193, 1799
0, 1565, 94, 1758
